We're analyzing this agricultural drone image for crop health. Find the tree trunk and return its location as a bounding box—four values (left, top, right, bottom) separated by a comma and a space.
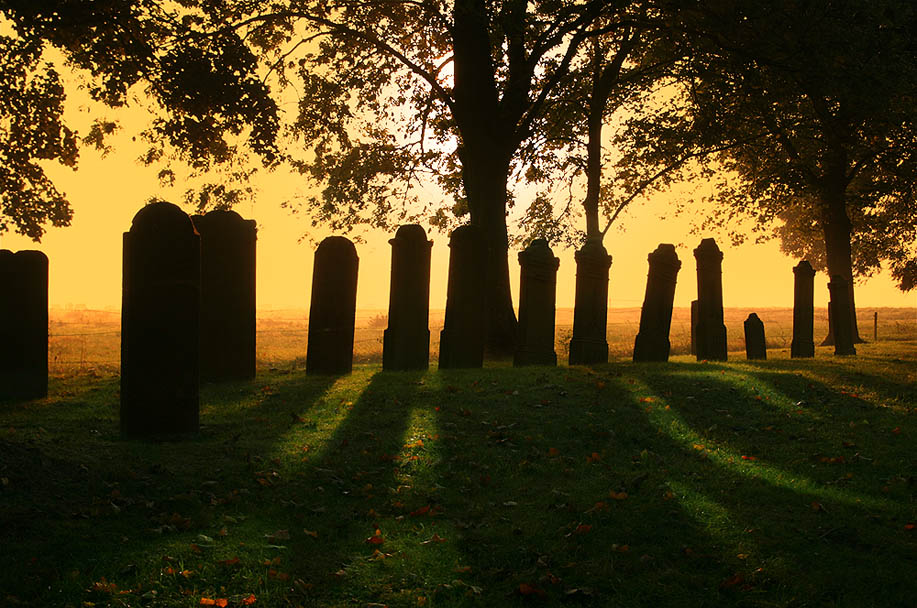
819, 177, 863, 344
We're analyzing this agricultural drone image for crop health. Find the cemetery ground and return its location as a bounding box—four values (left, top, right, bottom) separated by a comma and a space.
0, 315, 914, 607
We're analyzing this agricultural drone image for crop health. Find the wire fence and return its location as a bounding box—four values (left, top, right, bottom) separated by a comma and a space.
47, 308, 917, 376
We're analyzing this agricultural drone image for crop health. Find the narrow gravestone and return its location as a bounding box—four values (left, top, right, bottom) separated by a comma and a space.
791, 261, 816, 358
744, 313, 767, 360
121, 202, 200, 437
514, 239, 560, 366
0, 250, 48, 399
569, 239, 612, 365
694, 238, 728, 361
306, 236, 358, 375
439, 225, 485, 369
690, 299, 698, 356
383, 225, 432, 371
192, 210, 257, 381
828, 275, 856, 356
633, 244, 681, 362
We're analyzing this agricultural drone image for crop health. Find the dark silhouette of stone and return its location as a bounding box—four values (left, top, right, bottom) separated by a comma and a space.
828, 275, 856, 356
383, 225, 432, 371
569, 240, 612, 365
514, 239, 559, 366
439, 225, 485, 369
693, 238, 727, 361
744, 313, 767, 360
0, 250, 48, 399
690, 299, 698, 356
633, 244, 681, 362
192, 210, 257, 381
121, 202, 200, 438
791, 261, 816, 358
307, 236, 358, 375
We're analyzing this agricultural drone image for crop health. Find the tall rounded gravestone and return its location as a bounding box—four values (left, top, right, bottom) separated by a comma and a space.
306, 236, 358, 375
121, 202, 200, 438
790, 261, 816, 358
0, 250, 48, 399
383, 225, 432, 371
693, 238, 727, 361
633, 244, 681, 362
568, 239, 612, 365
514, 239, 559, 366
192, 210, 257, 381
439, 225, 485, 369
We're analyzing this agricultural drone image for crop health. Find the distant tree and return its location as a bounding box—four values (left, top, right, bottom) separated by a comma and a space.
0, 1, 280, 241
619, 0, 917, 339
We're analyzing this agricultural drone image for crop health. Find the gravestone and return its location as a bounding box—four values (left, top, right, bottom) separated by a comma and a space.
0, 250, 48, 399
693, 238, 727, 361
790, 261, 816, 358
690, 299, 698, 356
439, 225, 485, 369
744, 313, 767, 360
828, 275, 856, 356
633, 244, 681, 362
121, 202, 200, 437
306, 236, 359, 375
569, 239, 612, 365
192, 210, 257, 381
514, 239, 560, 366
383, 225, 432, 370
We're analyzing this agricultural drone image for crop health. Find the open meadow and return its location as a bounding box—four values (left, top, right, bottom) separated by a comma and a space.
1, 309, 915, 607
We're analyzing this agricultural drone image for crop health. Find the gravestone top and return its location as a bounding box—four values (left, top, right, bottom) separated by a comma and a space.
317, 235, 359, 259
693, 238, 723, 262
131, 201, 197, 235
649, 243, 681, 267
793, 260, 816, 276
392, 223, 430, 243
519, 238, 560, 268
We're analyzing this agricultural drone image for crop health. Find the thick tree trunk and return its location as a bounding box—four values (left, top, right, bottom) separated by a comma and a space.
819, 178, 863, 345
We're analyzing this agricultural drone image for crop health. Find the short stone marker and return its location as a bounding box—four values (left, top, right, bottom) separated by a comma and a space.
514, 239, 559, 366
0, 250, 48, 399
633, 244, 681, 362
192, 210, 257, 381
693, 238, 727, 361
439, 225, 485, 369
383, 225, 432, 371
569, 239, 612, 365
790, 261, 816, 358
306, 236, 359, 375
744, 313, 767, 360
690, 299, 698, 356
121, 202, 200, 437
828, 275, 856, 356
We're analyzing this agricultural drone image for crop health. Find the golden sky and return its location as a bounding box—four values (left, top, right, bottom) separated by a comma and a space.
2, 77, 914, 313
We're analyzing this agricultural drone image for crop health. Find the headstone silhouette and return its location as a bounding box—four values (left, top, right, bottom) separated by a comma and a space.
744, 313, 767, 360
569, 240, 612, 365
306, 236, 358, 375
693, 238, 727, 361
121, 202, 200, 438
690, 299, 698, 356
0, 250, 48, 399
828, 275, 856, 356
192, 210, 257, 381
383, 225, 432, 371
633, 244, 681, 362
439, 225, 485, 369
791, 261, 816, 358
514, 239, 559, 366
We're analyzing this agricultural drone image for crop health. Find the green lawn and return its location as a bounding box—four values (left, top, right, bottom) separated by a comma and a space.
2, 341, 916, 607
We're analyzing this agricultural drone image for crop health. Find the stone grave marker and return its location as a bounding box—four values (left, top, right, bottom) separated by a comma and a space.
439, 225, 485, 369
791, 261, 816, 358
383, 225, 432, 371
569, 239, 612, 365
690, 299, 698, 356
633, 244, 681, 362
192, 210, 257, 381
744, 313, 767, 360
694, 238, 727, 361
514, 239, 559, 366
121, 202, 200, 437
306, 236, 359, 375
0, 250, 48, 399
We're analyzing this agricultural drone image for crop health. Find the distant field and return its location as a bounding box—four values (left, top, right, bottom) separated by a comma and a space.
47, 306, 916, 375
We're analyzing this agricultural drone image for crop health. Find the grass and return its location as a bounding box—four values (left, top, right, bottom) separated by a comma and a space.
2, 337, 916, 607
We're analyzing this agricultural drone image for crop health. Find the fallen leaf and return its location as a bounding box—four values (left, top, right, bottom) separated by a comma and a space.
265, 529, 290, 542
518, 583, 546, 597
574, 524, 592, 534
303, 529, 319, 538
548, 447, 559, 457
720, 573, 745, 589
366, 529, 384, 545
609, 491, 628, 500
741, 455, 757, 461
905, 523, 915, 530
410, 505, 431, 517
217, 557, 240, 567
268, 569, 290, 581
199, 599, 228, 607
421, 534, 447, 544
586, 452, 601, 464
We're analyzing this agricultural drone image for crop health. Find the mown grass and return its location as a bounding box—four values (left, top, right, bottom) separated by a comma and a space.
2, 341, 916, 607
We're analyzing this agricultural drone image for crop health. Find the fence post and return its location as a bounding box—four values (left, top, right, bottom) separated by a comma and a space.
874, 311, 878, 342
